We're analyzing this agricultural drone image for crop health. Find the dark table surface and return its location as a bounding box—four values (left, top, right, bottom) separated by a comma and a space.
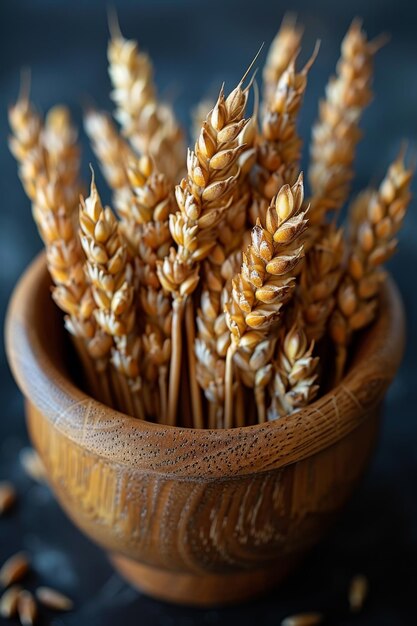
1, 1, 416, 624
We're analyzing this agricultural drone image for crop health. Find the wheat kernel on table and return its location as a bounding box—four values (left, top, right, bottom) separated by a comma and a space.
349, 573, 369, 612
0, 585, 21, 618
17, 590, 37, 626
0, 552, 30, 588
0, 482, 16, 515
281, 612, 323, 626
36, 586, 73, 611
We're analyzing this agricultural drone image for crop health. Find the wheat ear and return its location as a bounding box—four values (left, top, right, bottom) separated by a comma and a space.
225, 174, 308, 426
8, 94, 112, 399
330, 153, 413, 381
195, 251, 242, 428
250, 45, 317, 226
194, 105, 257, 428
108, 25, 185, 183
157, 76, 252, 426
262, 14, 303, 108
267, 324, 319, 420
115, 156, 174, 422
79, 175, 144, 419
296, 225, 345, 343
84, 109, 136, 191
308, 19, 381, 225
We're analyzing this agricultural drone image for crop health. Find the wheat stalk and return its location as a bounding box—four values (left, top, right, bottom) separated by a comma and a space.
330, 152, 412, 381
225, 174, 308, 425
108, 21, 185, 183
79, 175, 145, 418
267, 324, 319, 420
250, 45, 317, 226
262, 14, 303, 108
308, 19, 382, 225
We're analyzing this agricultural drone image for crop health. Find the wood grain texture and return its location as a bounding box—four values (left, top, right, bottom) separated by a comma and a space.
5, 253, 405, 606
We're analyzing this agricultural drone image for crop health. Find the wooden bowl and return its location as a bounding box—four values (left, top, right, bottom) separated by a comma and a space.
5, 253, 405, 607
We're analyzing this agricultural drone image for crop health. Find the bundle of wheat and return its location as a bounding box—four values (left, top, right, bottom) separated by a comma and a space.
9, 16, 412, 429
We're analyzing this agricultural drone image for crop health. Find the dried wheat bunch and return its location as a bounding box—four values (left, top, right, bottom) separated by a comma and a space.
157, 76, 253, 426
8, 93, 113, 398
13, 17, 411, 431
79, 176, 145, 419
224, 174, 308, 425
251, 47, 317, 226
108, 24, 185, 183
84, 109, 136, 191
330, 153, 412, 381
267, 324, 319, 420
308, 19, 381, 225
262, 15, 303, 108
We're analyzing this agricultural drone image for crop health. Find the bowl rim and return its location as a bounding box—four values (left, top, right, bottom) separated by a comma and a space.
5, 252, 405, 479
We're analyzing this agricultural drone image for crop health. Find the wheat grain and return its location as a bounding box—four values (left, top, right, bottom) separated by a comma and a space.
0, 482, 16, 516
19, 448, 46, 484
0, 586, 21, 619
0, 553, 30, 588
308, 19, 380, 225
36, 587, 73, 612
281, 613, 323, 626
348, 574, 368, 613
225, 174, 308, 425
330, 153, 412, 380
108, 24, 185, 183
17, 591, 37, 626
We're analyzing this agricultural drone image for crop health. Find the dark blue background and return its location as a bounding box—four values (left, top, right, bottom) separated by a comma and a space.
0, 1, 416, 624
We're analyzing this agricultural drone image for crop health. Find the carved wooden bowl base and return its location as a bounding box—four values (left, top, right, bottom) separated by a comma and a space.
110, 553, 294, 606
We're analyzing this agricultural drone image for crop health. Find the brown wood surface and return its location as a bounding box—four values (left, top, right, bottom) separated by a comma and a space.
5, 253, 406, 606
